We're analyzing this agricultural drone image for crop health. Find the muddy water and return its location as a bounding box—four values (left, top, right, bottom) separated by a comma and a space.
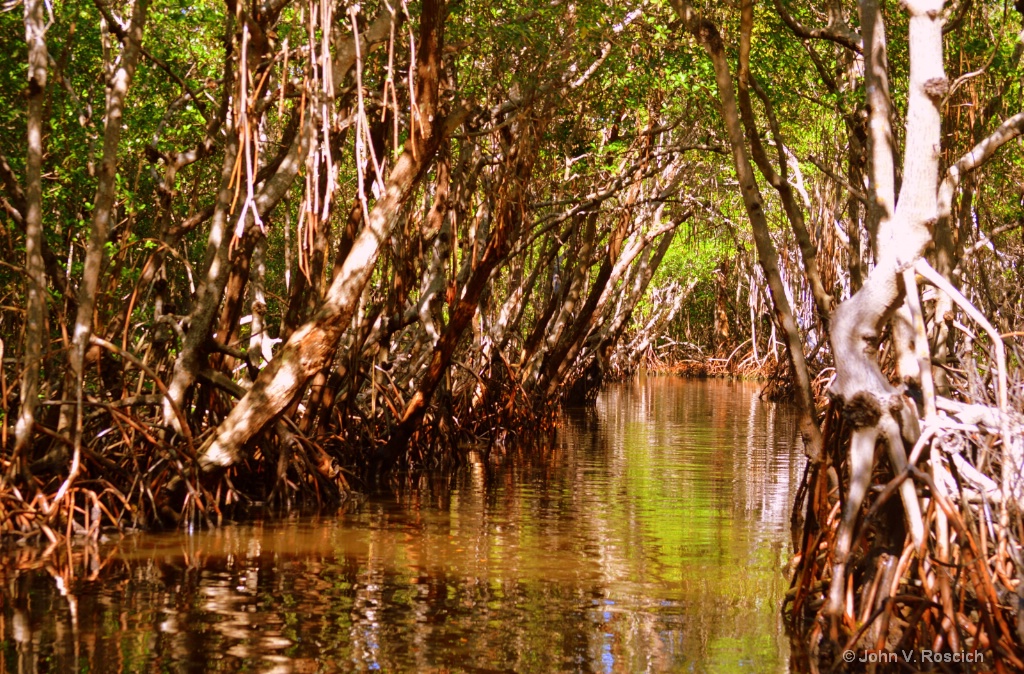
0, 378, 805, 673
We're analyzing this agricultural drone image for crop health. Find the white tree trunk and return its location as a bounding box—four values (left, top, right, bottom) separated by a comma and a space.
826, 0, 946, 615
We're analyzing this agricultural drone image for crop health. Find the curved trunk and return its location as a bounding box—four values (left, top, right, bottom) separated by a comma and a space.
547, 207, 688, 397
525, 213, 597, 389
737, 2, 832, 326
599, 226, 679, 350
670, 0, 823, 461
378, 212, 515, 466
163, 115, 311, 429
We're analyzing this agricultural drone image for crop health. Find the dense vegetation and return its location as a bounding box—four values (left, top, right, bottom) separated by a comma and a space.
0, 0, 1022, 666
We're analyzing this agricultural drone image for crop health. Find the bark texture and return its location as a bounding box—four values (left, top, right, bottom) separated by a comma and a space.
737, 1, 832, 325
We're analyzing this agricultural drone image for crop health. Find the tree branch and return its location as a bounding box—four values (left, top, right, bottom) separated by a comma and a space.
771, 0, 862, 53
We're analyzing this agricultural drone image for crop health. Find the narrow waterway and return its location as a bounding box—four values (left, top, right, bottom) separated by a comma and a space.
0, 377, 805, 673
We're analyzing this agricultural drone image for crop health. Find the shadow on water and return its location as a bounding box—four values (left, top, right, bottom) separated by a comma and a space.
0, 377, 805, 673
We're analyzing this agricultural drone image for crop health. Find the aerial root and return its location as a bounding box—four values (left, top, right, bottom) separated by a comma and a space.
785, 400, 1024, 670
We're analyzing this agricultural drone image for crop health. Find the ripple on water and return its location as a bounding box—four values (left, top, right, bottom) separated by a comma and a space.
0, 378, 804, 673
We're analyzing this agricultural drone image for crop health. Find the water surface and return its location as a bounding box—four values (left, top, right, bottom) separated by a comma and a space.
0, 377, 805, 673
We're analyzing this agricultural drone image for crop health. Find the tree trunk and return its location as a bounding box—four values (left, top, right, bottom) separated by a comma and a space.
932, 111, 1024, 392
539, 180, 642, 397
518, 237, 568, 370
163, 115, 310, 429
670, 0, 823, 461
209, 226, 264, 374
525, 213, 597, 389
713, 261, 731, 352
858, 0, 923, 386
13, 0, 49, 466
378, 208, 516, 466
599, 227, 679, 353
826, 0, 946, 614
859, 0, 895, 253
415, 152, 451, 344
737, 1, 833, 325
63, 0, 150, 434
161, 129, 239, 428
248, 235, 269, 371
495, 241, 557, 354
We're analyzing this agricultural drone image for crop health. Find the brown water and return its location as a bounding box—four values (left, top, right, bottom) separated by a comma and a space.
0, 377, 805, 673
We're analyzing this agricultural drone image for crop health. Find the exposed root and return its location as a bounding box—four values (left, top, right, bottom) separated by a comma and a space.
786, 397, 1024, 670
0, 338, 562, 547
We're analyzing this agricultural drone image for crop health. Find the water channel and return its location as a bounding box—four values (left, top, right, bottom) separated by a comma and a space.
0, 377, 806, 673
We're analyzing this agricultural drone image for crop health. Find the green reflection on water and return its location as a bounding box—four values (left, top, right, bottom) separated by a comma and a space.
0, 378, 803, 673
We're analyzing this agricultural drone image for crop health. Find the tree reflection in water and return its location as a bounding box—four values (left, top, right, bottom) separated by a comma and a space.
0, 379, 804, 673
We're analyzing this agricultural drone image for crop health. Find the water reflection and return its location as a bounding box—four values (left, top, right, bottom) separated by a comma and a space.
0, 378, 804, 673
